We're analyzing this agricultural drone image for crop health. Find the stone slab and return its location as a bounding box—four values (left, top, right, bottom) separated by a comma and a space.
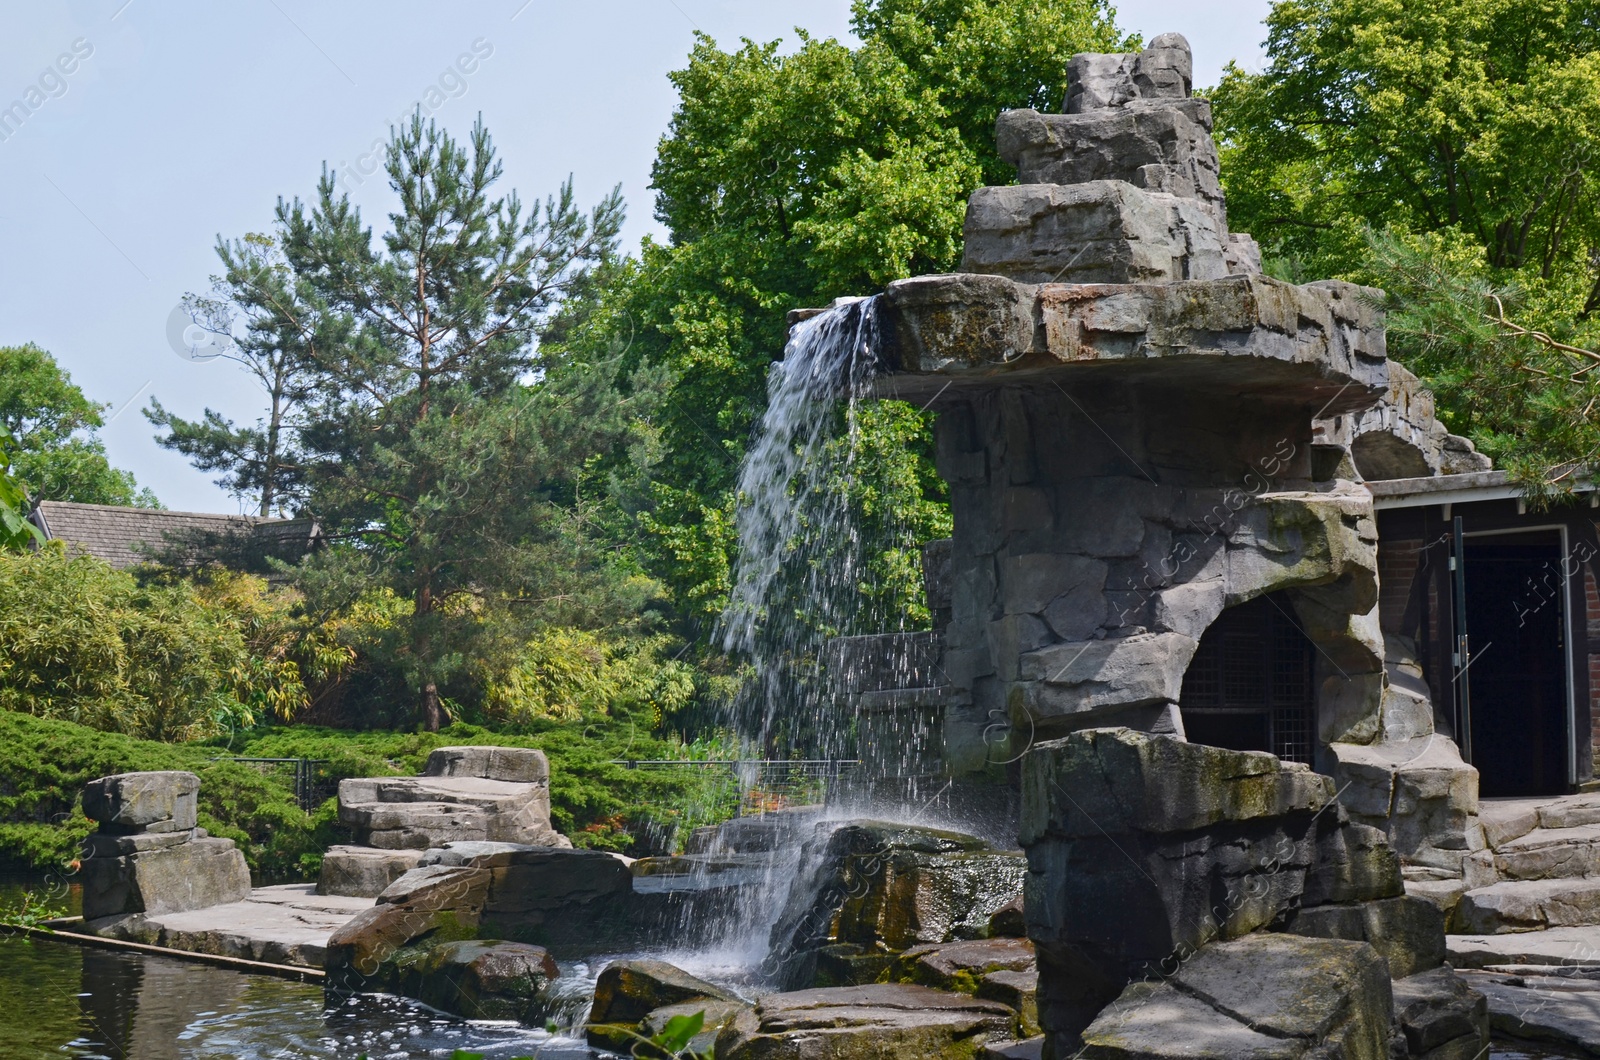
88, 884, 373, 968
82, 771, 200, 833
422, 745, 550, 784
80, 836, 252, 918
316, 845, 425, 898
1458, 970, 1600, 1054
1078, 934, 1393, 1060
1448, 927, 1600, 970
1454, 878, 1600, 934
715, 984, 1015, 1060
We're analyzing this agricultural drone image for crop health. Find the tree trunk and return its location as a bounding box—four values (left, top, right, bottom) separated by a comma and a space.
421, 680, 445, 732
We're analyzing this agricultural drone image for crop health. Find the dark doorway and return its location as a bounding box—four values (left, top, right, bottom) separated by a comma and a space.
1180, 593, 1315, 764
1462, 530, 1570, 797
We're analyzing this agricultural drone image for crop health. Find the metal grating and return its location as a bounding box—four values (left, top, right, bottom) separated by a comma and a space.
1179, 594, 1316, 764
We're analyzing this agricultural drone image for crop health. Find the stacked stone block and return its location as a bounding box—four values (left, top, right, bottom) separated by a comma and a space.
79, 771, 252, 922
319, 745, 570, 898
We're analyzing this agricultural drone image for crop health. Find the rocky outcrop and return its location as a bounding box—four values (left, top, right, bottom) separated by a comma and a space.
392, 939, 560, 1022
715, 984, 1016, 1060
767, 820, 1027, 989
78, 771, 252, 922
336, 745, 569, 850
319, 745, 570, 897
1391, 967, 1490, 1059
587, 959, 738, 1052
1078, 934, 1394, 1060
1019, 729, 1441, 1047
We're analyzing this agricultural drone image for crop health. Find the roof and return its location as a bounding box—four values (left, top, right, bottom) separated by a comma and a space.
1368, 470, 1598, 510
29, 501, 316, 570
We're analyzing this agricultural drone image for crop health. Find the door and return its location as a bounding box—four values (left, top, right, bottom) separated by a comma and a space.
1462, 530, 1570, 796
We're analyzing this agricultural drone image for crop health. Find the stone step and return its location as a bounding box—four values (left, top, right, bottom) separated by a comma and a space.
1447, 926, 1600, 970
1454, 878, 1600, 934
1477, 823, 1600, 882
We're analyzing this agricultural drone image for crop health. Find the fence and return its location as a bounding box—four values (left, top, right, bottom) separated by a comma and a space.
209, 757, 334, 812
611, 759, 858, 816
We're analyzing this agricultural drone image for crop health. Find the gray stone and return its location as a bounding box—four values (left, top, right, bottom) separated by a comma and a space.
684, 806, 825, 855
961, 181, 1229, 285
1458, 970, 1600, 1056
589, 958, 735, 1029
88, 883, 372, 969
996, 101, 1222, 222
80, 836, 251, 919
1453, 878, 1600, 934
316, 845, 424, 898
1331, 738, 1481, 873
894, 937, 1036, 991
1065, 34, 1191, 113
337, 773, 568, 850
1077, 934, 1393, 1060
1447, 925, 1600, 970
714, 984, 1015, 1060
1279, 895, 1445, 979
638, 1000, 752, 1057
324, 864, 492, 982
767, 820, 1027, 990
1302, 821, 1405, 907
83, 828, 195, 857
82, 771, 199, 834
402, 939, 560, 1023
480, 846, 632, 917
1390, 967, 1489, 1058
422, 744, 549, 783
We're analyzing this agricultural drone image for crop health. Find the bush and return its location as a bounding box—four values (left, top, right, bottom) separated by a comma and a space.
0, 711, 325, 877
0, 548, 305, 740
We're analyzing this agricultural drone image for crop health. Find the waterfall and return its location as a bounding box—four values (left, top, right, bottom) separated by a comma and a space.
719, 296, 886, 759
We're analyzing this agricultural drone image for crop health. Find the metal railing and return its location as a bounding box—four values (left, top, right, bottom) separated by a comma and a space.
209, 757, 333, 812
611, 759, 858, 815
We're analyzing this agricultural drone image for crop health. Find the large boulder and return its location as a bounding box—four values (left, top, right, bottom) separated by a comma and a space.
315, 846, 423, 898
587, 959, 736, 1051
1020, 729, 1333, 1036
81, 836, 252, 919
1390, 967, 1489, 1059
1279, 895, 1446, 979
393, 939, 559, 1023
767, 820, 1027, 989
323, 864, 491, 988
715, 984, 1016, 1060
83, 771, 200, 834
79, 771, 250, 922
422, 745, 549, 783
1078, 934, 1393, 1060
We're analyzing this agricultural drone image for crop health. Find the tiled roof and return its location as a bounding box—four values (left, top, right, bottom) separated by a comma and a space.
29, 501, 316, 570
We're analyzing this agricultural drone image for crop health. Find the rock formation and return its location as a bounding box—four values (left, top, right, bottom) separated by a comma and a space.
833, 31, 1483, 887
79, 771, 252, 922
319, 744, 570, 897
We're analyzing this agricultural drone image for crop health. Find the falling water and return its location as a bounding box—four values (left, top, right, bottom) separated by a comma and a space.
719, 296, 887, 760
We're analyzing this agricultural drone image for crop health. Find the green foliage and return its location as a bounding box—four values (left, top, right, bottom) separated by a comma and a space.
1365, 228, 1600, 497
0, 711, 322, 877
1214, 0, 1600, 285
0, 344, 158, 507
613, 0, 1123, 632
1214, 0, 1600, 482
0, 548, 308, 741
158, 114, 643, 729
0, 428, 43, 552
0, 888, 66, 931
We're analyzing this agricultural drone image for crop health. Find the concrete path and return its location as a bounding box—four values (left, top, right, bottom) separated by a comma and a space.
117, 883, 372, 968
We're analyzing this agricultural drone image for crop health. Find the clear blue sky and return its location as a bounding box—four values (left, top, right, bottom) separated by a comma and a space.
0, 0, 1272, 513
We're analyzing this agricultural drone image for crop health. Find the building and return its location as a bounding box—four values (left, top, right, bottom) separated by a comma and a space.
28, 500, 318, 574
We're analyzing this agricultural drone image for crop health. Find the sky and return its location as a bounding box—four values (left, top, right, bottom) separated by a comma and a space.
0, 0, 1273, 514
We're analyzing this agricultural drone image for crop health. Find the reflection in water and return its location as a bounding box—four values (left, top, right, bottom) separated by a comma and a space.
0, 934, 590, 1059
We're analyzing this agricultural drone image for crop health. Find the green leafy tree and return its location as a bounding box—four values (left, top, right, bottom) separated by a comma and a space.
619, 0, 1125, 632
147, 234, 321, 516
0, 428, 43, 551
0, 344, 158, 508
180, 114, 634, 730
1213, 0, 1600, 286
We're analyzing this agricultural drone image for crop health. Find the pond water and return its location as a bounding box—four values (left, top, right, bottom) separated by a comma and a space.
0, 878, 1587, 1059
